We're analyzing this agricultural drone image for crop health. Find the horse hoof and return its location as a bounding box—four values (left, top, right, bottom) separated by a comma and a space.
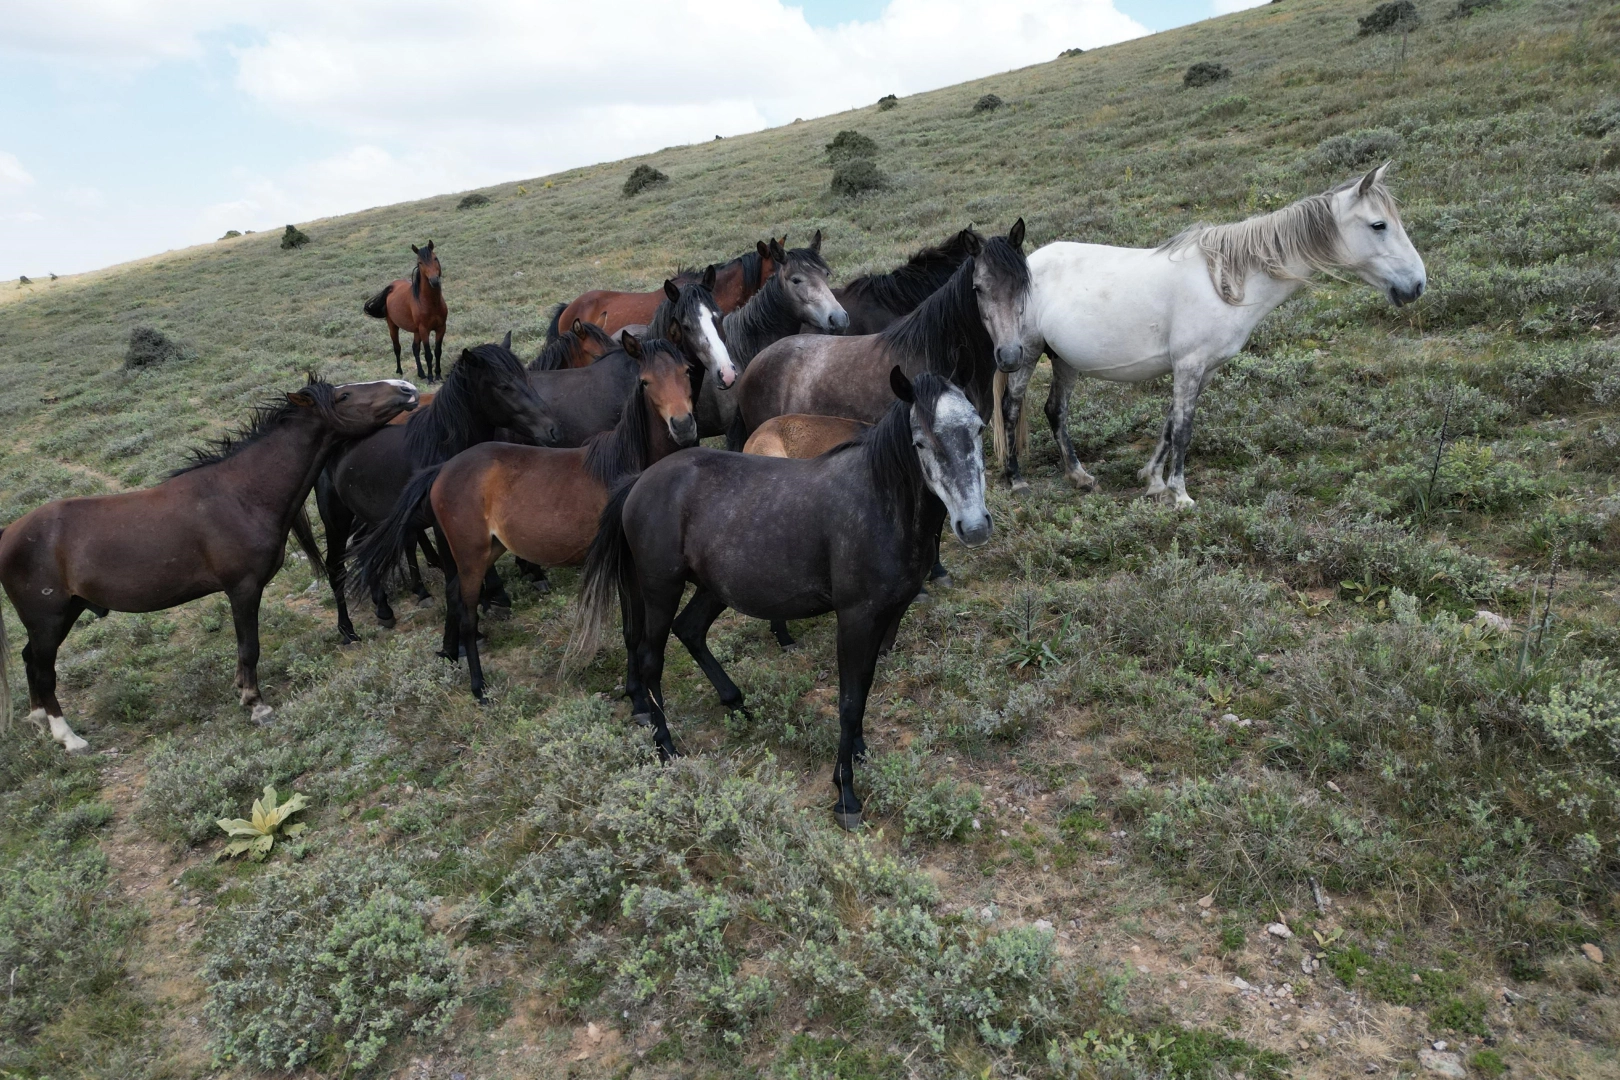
632, 712, 654, 728
1009, 478, 1031, 493
929, 573, 954, 590
377, 615, 396, 629
533, 579, 551, 594
913, 588, 935, 605
250, 703, 275, 725
483, 604, 512, 621
833, 809, 863, 832
1068, 473, 1098, 492
415, 595, 434, 608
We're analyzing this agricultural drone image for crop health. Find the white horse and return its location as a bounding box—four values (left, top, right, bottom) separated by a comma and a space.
990, 163, 1426, 505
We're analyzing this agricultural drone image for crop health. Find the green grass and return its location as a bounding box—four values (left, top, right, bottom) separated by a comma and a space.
2, 0, 1620, 1075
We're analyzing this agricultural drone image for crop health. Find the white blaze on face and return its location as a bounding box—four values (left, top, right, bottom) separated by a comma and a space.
700, 307, 736, 388
383, 378, 419, 394
915, 389, 991, 546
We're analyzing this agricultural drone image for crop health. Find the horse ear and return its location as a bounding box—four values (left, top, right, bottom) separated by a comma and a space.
286, 389, 316, 408
502, 330, 512, 350
1358, 162, 1389, 197
621, 330, 642, 358
571, 319, 586, 336
768, 238, 787, 262
1008, 218, 1026, 248
965, 230, 983, 256
664, 279, 680, 302
810, 229, 822, 254
890, 366, 915, 404
757, 240, 771, 260
410, 244, 420, 255
425, 240, 434, 251
702, 264, 717, 290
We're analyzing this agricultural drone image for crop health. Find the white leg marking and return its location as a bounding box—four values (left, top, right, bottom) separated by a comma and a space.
239, 688, 258, 707
27, 708, 47, 733
48, 715, 89, 754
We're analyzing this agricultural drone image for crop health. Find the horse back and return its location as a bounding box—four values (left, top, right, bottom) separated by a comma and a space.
737, 334, 895, 436
559, 289, 661, 337
744, 414, 869, 459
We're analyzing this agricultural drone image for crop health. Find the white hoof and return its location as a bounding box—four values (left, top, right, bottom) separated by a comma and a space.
1143, 476, 1168, 496
1172, 491, 1197, 509
1009, 478, 1031, 493
250, 703, 275, 724
26, 708, 47, 733
1067, 470, 1098, 492
48, 715, 89, 754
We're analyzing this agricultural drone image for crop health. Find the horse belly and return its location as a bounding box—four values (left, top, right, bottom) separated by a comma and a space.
489, 464, 603, 568
60, 506, 225, 612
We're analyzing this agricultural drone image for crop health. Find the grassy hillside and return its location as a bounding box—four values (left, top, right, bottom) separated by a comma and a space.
3, 0, 1620, 1076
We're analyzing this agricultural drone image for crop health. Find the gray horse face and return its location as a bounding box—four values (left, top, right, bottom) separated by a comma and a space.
914, 386, 991, 547
1333, 163, 1426, 307
974, 220, 1035, 373
777, 239, 848, 332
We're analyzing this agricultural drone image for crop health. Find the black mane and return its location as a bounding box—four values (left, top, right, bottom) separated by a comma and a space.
841, 228, 983, 313
172, 378, 339, 476
531, 320, 620, 372
860, 371, 951, 521
581, 338, 684, 486
410, 263, 421, 301
404, 343, 526, 464
675, 247, 765, 292
648, 278, 718, 342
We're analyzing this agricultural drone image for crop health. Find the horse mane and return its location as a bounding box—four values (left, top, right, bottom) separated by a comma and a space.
648, 278, 716, 342
1158, 175, 1398, 304
405, 342, 525, 463
410, 263, 421, 301
841, 228, 983, 313
533, 320, 622, 371
581, 342, 685, 487
172, 378, 339, 476
860, 372, 951, 521
675, 247, 764, 292
721, 244, 832, 366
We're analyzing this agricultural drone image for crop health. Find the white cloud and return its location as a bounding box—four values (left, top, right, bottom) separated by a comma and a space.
0, 152, 35, 190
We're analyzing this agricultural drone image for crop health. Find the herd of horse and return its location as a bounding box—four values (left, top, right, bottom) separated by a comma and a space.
0, 164, 1425, 828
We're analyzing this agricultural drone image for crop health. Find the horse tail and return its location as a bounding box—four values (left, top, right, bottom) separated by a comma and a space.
363, 283, 394, 319
290, 506, 326, 578
543, 302, 566, 345
725, 409, 749, 453
0, 528, 10, 730
349, 465, 442, 600
991, 370, 1008, 468
563, 479, 637, 677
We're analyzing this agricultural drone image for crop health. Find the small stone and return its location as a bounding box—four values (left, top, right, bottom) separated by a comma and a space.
1302, 957, 1314, 975
999, 829, 1009, 837
1220, 713, 1240, 724
1501, 987, 1520, 1005
1432, 1040, 1447, 1051
1417, 1049, 1466, 1078
1233, 976, 1253, 990
1325, 780, 1342, 793
1130, 944, 1141, 953
1475, 610, 1512, 633
1197, 893, 1215, 908
1364, 1065, 1380, 1074
1267, 922, 1293, 939
1033, 919, 1054, 932
1583, 943, 1605, 964
1179, 979, 1189, 989
970, 818, 981, 830
1411, 972, 1423, 984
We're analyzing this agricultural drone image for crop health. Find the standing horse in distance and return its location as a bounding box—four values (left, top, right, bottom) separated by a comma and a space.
365, 241, 449, 382
829, 227, 983, 335
0, 378, 418, 752
353, 334, 699, 699
570, 369, 990, 831
993, 163, 1426, 504
546, 240, 780, 340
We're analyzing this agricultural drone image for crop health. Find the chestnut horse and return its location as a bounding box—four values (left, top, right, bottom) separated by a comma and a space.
545, 240, 779, 341
0, 378, 418, 752
365, 241, 448, 382
352, 334, 697, 699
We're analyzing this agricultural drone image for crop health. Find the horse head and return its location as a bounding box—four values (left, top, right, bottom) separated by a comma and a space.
1331, 163, 1426, 306
623, 332, 698, 447
893, 367, 990, 547
410, 240, 443, 291
766, 232, 848, 332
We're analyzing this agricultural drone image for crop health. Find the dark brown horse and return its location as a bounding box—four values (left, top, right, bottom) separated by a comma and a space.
530, 318, 622, 372
825, 227, 983, 336
365, 241, 448, 382
546, 240, 780, 340
732, 222, 1030, 442
0, 378, 418, 752
571, 369, 990, 830
352, 334, 696, 699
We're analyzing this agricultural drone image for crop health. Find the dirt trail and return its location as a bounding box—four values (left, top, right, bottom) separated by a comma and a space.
97, 755, 214, 1077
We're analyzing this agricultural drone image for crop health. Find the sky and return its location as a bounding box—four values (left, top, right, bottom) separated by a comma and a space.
0, 0, 1265, 281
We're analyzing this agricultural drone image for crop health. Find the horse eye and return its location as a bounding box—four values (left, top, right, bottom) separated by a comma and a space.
338, 393, 351, 402
792, 277, 804, 285
1371, 221, 1387, 232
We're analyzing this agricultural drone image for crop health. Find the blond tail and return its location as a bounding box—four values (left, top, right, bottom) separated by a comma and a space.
991, 370, 1008, 468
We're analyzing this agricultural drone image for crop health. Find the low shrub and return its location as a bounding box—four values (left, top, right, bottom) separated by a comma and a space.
1200, 94, 1249, 123
1059, 47, 1085, 58
1448, 0, 1500, 16
1358, 0, 1420, 35
280, 224, 309, 249
826, 130, 877, 165
1182, 62, 1230, 88
1315, 127, 1403, 171
125, 326, 187, 370
622, 164, 668, 197
877, 94, 898, 111
972, 93, 1004, 114
831, 158, 890, 198
219, 230, 241, 239
456, 192, 490, 209
203, 854, 463, 1074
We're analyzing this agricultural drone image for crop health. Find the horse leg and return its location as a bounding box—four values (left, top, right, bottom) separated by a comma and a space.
316, 481, 360, 643
863, 604, 909, 762
433, 327, 444, 383
455, 566, 489, 699
371, 575, 396, 628
927, 522, 950, 590
21, 599, 89, 753
406, 533, 431, 604
672, 588, 747, 717
412, 334, 426, 382
479, 564, 512, 615
435, 532, 463, 660
416, 529, 443, 571
228, 586, 273, 723
1002, 360, 1035, 491
515, 558, 550, 592
829, 606, 890, 831
1164, 362, 1209, 508
632, 583, 683, 761
1043, 360, 1096, 490
389, 322, 403, 377
769, 619, 796, 649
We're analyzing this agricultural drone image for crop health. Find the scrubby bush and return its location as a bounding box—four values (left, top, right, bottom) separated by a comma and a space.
456, 192, 490, 209
622, 164, 668, 197
877, 94, 898, 111
862, 751, 984, 840
972, 93, 1004, 113
219, 230, 241, 240
1182, 62, 1230, 88
1358, 0, 1419, 34
125, 326, 187, 370
1059, 47, 1085, 58
825, 129, 877, 165
280, 224, 309, 249
831, 158, 890, 197
1315, 127, 1403, 171
1200, 94, 1249, 123
1448, 0, 1500, 16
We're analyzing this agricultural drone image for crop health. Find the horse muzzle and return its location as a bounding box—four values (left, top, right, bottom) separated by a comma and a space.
1390, 280, 1426, 307
953, 513, 993, 548
669, 414, 699, 446
995, 344, 1024, 372
826, 307, 850, 332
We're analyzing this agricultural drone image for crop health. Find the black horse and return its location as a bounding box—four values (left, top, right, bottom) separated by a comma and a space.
827, 227, 983, 335
313, 339, 559, 641
571, 368, 990, 831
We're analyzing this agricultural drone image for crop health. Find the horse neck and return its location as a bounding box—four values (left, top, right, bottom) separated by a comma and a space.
406, 376, 493, 464
215, 414, 337, 523
721, 277, 799, 369
854, 410, 946, 557
1226, 257, 1312, 330
882, 271, 993, 415
712, 261, 750, 309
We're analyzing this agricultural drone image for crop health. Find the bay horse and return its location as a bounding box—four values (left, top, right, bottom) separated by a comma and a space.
352, 334, 697, 699
699, 233, 847, 439
0, 378, 418, 752
530, 318, 621, 372
828, 227, 983, 335
993, 164, 1426, 503
731, 220, 1030, 443
365, 241, 448, 382
570, 369, 989, 831
314, 339, 560, 642
546, 240, 779, 340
